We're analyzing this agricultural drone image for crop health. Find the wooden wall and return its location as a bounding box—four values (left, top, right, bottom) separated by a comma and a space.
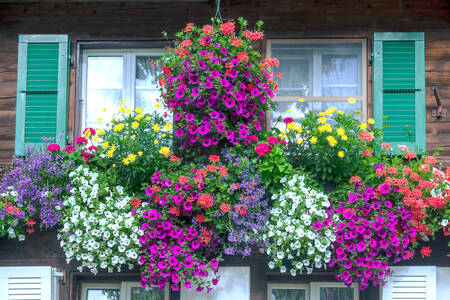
0, 0, 449, 167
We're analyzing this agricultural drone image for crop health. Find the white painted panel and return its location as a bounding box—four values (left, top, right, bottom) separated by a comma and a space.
180, 267, 250, 300
382, 266, 436, 300
0, 267, 54, 300
437, 267, 450, 300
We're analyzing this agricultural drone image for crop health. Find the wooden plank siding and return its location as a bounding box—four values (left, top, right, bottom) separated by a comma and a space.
0, 1, 449, 167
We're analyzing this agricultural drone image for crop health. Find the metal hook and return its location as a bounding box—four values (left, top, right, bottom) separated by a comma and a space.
431, 86, 447, 118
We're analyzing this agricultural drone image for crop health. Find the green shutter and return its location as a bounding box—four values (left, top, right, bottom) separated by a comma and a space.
373, 32, 425, 152
15, 35, 70, 156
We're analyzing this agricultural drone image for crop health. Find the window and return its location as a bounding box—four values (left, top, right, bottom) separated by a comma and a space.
267, 39, 367, 125
81, 282, 168, 300
268, 282, 358, 300
81, 49, 164, 130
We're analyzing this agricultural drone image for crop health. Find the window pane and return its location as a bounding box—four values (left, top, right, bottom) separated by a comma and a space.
320, 287, 354, 300
135, 56, 161, 114
271, 289, 306, 300
86, 56, 123, 129
271, 42, 362, 97
86, 288, 120, 300
322, 54, 360, 96
271, 100, 362, 128
130, 287, 165, 300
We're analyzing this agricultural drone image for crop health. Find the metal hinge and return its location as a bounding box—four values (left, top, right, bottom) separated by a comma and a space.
383, 88, 421, 93
21, 90, 58, 94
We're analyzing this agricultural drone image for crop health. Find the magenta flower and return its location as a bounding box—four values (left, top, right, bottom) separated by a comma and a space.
175, 128, 185, 137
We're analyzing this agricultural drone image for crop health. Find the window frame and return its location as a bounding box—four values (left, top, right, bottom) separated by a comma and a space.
80, 281, 169, 300
266, 38, 368, 125
268, 283, 310, 300
267, 282, 359, 300
79, 48, 165, 133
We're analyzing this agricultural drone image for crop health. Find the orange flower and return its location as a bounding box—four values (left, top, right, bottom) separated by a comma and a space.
169, 206, 180, 216
197, 194, 213, 209
209, 155, 220, 162
387, 167, 398, 174
196, 214, 205, 223
362, 149, 373, 157
358, 131, 373, 142
170, 155, 180, 162
402, 167, 413, 175
180, 39, 192, 48
349, 176, 361, 183
419, 164, 430, 172
381, 142, 391, 149
237, 52, 248, 62
178, 176, 189, 185
220, 202, 231, 213
424, 156, 437, 165
405, 151, 417, 160
376, 168, 387, 177
131, 198, 142, 208
420, 246, 432, 258
184, 22, 194, 32
218, 165, 229, 176
219, 21, 235, 35
206, 164, 217, 173
202, 24, 214, 34
230, 36, 243, 47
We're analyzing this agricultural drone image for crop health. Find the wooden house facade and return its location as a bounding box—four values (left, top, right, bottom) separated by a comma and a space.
0, 1, 449, 300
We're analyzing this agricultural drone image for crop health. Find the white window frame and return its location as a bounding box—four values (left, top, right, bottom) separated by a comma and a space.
81, 281, 169, 300
268, 283, 310, 300
266, 39, 368, 123
267, 282, 358, 300
310, 282, 359, 300
80, 48, 164, 131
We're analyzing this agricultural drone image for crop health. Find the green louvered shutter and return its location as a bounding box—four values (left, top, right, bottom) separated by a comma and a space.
15, 35, 70, 156
373, 32, 425, 152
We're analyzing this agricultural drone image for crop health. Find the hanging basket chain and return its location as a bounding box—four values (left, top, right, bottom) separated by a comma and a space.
214, 0, 223, 23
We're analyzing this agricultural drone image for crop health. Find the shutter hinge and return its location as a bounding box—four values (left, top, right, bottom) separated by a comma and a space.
383, 88, 421, 93
21, 90, 58, 94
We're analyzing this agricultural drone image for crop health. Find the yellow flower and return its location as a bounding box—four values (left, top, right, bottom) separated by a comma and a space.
287, 123, 296, 130
318, 125, 327, 132
318, 116, 327, 124
155, 103, 161, 109
122, 157, 130, 165
298, 98, 304, 102
131, 121, 139, 130
146, 116, 152, 121
135, 107, 142, 114
138, 151, 143, 156
97, 118, 103, 122
93, 136, 99, 142
285, 109, 292, 114
295, 125, 303, 133
162, 134, 167, 138
102, 141, 109, 149
310, 136, 318, 144
97, 128, 104, 136
348, 97, 356, 104
131, 135, 136, 139
160, 147, 171, 157
319, 112, 325, 117
297, 138, 303, 144
360, 122, 367, 130
84, 130, 92, 139
135, 114, 143, 120
120, 99, 125, 104
280, 131, 286, 140
112, 164, 116, 168
324, 107, 337, 116
128, 153, 137, 163
368, 118, 375, 125
154, 140, 159, 144
118, 122, 128, 131
152, 124, 160, 132
354, 110, 361, 114
337, 110, 344, 115
327, 136, 337, 147
324, 124, 332, 132
119, 106, 126, 113
102, 108, 107, 112
125, 131, 129, 135
107, 145, 116, 157
337, 127, 345, 136
341, 135, 348, 141
306, 130, 311, 134
125, 108, 132, 114
164, 122, 172, 131
338, 151, 345, 158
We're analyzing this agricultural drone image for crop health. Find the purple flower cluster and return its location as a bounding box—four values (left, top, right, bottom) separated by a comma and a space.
328, 183, 417, 290
160, 25, 276, 150
0, 149, 73, 227
139, 210, 220, 293
222, 150, 269, 256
